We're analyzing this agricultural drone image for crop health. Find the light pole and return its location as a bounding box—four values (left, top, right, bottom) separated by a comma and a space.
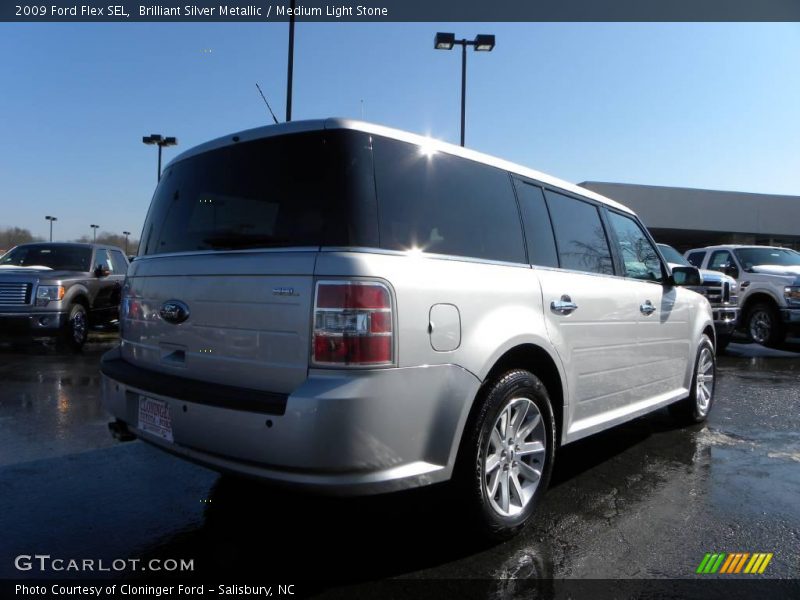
90, 224, 99, 242
142, 134, 178, 182
123, 231, 131, 254
45, 216, 57, 242
434, 32, 496, 147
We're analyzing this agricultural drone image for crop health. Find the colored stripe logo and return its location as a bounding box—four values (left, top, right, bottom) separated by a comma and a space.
696, 552, 773, 574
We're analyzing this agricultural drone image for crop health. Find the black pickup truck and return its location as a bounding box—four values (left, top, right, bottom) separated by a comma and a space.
0, 243, 128, 351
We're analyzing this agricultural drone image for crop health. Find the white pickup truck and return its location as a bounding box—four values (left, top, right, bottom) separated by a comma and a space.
685, 245, 800, 348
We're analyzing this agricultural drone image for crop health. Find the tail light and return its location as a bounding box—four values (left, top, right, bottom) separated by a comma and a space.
312, 281, 394, 367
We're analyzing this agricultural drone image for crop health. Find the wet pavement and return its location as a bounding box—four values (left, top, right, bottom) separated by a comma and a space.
1, 337, 799, 587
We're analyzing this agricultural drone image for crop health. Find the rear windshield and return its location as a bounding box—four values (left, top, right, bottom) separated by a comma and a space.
0, 245, 92, 271
139, 130, 377, 255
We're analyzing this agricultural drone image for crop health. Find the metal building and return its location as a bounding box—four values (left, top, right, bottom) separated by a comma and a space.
580, 182, 800, 252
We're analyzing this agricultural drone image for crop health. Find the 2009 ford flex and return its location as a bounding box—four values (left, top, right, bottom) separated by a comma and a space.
102, 119, 715, 538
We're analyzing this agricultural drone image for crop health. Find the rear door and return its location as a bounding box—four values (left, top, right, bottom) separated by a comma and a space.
534, 189, 641, 439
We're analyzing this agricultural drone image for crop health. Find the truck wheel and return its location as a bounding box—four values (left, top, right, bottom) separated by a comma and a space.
670, 334, 715, 424
456, 369, 556, 540
59, 304, 88, 352
746, 302, 785, 348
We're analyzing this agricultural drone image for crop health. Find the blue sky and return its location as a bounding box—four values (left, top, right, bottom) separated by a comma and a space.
1, 22, 799, 242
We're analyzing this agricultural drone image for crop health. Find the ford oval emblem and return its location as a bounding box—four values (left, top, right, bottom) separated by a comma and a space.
159, 300, 190, 324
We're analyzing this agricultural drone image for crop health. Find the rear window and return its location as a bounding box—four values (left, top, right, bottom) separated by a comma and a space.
372, 136, 526, 264
0, 245, 91, 271
139, 131, 377, 256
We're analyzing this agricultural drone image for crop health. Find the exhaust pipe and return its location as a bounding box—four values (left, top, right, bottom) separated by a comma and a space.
108, 419, 136, 442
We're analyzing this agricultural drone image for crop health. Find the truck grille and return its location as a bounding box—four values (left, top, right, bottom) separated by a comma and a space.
0, 282, 32, 305
700, 281, 732, 305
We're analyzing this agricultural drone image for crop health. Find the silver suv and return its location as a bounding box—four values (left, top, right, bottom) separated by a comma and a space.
102, 119, 715, 538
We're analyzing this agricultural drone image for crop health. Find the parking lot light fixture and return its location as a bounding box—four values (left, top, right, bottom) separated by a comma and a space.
143, 134, 178, 182
90, 224, 99, 242
45, 216, 57, 242
123, 231, 131, 254
433, 32, 496, 147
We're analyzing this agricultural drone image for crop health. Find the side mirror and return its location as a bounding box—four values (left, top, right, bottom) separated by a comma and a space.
670, 265, 702, 287
95, 265, 111, 278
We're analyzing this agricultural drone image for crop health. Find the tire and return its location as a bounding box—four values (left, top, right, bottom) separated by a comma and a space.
59, 304, 88, 352
715, 334, 730, 354
670, 334, 715, 424
746, 301, 785, 348
456, 369, 556, 540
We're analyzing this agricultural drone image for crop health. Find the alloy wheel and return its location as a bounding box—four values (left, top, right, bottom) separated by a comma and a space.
484, 397, 546, 517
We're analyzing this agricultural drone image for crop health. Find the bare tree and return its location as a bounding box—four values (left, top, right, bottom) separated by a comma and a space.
0, 227, 44, 251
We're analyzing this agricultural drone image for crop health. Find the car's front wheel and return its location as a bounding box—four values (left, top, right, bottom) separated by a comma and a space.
457, 369, 556, 540
59, 303, 88, 352
670, 334, 715, 423
746, 301, 785, 348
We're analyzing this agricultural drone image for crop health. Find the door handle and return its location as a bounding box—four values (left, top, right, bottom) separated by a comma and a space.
640, 300, 656, 315
551, 295, 578, 315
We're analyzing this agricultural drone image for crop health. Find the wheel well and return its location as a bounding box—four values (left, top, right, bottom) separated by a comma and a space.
703, 325, 716, 349
71, 294, 90, 310
741, 292, 778, 317
481, 344, 565, 444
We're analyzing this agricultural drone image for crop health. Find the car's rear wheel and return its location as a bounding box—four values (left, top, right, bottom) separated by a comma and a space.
457, 369, 555, 540
670, 334, 715, 423
746, 301, 785, 348
59, 303, 88, 353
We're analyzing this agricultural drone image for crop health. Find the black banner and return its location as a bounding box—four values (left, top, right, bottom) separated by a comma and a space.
3, 0, 800, 23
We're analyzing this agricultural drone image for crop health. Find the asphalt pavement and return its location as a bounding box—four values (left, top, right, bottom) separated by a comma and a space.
1, 335, 798, 590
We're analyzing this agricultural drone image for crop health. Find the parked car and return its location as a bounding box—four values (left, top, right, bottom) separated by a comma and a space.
657, 244, 738, 352
102, 119, 713, 539
0, 242, 128, 351
685, 245, 800, 348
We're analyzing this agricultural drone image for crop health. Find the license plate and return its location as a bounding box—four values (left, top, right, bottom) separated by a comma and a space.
138, 396, 174, 442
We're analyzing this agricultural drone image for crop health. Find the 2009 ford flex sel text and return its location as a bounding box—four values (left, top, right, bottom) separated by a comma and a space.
102, 119, 715, 538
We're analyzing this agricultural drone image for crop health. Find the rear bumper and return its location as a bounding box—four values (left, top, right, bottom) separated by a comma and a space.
712, 307, 739, 336
101, 350, 481, 495
0, 311, 67, 338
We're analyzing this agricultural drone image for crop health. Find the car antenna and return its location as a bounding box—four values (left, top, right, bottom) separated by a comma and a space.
256, 83, 280, 125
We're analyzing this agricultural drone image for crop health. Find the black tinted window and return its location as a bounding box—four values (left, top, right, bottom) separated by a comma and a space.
545, 191, 613, 275
140, 131, 377, 256
686, 252, 705, 268
372, 137, 526, 263
607, 212, 664, 282
514, 180, 558, 268
0, 244, 91, 271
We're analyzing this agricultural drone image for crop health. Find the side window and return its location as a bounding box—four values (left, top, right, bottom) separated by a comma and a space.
372, 137, 526, 264
514, 180, 558, 268
545, 190, 614, 275
109, 250, 129, 275
94, 250, 111, 272
606, 211, 664, 282
708, 250, 739, 278
686, 252, 705, 268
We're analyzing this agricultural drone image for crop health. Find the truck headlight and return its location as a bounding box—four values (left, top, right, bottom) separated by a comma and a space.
785, 286, 800, 306
35, 285, 65, 306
